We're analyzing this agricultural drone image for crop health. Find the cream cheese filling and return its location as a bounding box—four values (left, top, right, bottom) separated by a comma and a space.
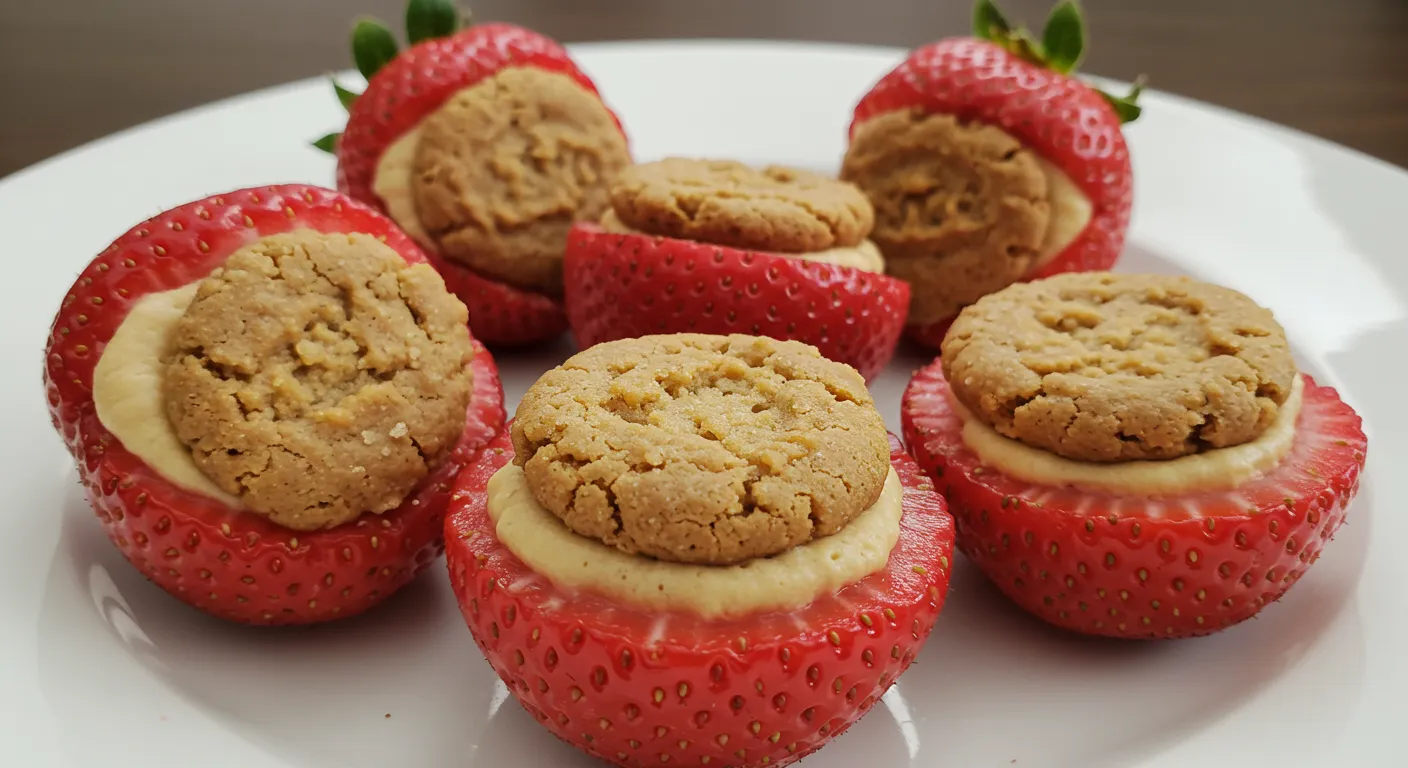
597, 209, 886, 274
1033, 157, 1094, 268
372, 122, 435, 249
485, 463, 904, 618
91, 284, 242, 506
955, 376, 1305, 496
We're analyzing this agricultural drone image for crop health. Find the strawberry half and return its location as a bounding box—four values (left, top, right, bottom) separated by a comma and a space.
563, 225, 911, 381
315, 0, 630, 348
846, 0, 1139, 348
42, 184, 508, 625
445, 429, 955, 767
900, 360, 1367, 639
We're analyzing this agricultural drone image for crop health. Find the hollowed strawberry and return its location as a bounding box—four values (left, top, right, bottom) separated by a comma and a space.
43, 184, 508, 624
445, 429, 954, 767
317, 0, 631, 347
900, 360, 1367, 639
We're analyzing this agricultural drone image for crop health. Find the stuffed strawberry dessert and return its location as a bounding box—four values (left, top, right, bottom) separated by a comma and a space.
563, 159, 911, 380
446, 334, 954, 767
43, 184, 506, 625
842, 0, 1139, 349
901, 272, 1367, 639
317, 0, 632, 347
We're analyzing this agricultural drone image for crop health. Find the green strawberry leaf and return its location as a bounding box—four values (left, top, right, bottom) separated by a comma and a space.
352, 18, 399, 80
406, 0, 460, 44
1098, 76, 1146, 124
1042, 1, 1086, 74
312, 132, 341, 154
331, 79, 359, 111
973, 0, 1012, 40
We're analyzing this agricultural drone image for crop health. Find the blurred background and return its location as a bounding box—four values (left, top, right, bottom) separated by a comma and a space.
1, 0, 1405, 177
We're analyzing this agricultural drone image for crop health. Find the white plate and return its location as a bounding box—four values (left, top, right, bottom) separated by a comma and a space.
1, 40, 1405, 768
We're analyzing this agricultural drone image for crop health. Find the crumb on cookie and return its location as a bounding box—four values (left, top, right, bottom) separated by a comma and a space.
941, 272, 1297, 463
609, 158, 874, 253
412, 66, 631, 296
163, 230, 475, 530
841, 109, 1052, 326
510, 333, 892, 565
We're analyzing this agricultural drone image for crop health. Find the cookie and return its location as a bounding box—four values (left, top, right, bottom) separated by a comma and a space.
609, 158, 874, 253
163, 230, 475, 531
841, 109, 1052, 325
941, 272, 1297, 463
510, 333, 892, 565
412, 66, 631, 296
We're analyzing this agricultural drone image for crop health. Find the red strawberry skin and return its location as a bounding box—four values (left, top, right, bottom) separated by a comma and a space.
43, 184, 508, 624
445, 430, 955, 767
337, 22, 625, 348
850, 38, 1133, 346
563, 225, 911, 381
901, 361, 1367, 639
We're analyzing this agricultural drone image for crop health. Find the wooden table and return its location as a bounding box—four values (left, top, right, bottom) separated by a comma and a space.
1, 0, 1405, 177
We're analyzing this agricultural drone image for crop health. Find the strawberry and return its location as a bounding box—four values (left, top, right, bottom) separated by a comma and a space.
562, 225, 911, 381
445, 429, 955, 767
900, 361, 1368, 639
845, 0, 1139, 348
315, 0, 629, 348
42, 184, 508, 625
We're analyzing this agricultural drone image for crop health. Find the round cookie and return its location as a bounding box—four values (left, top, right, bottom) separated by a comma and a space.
941, 272, 1297, 463
841, 109, 1052, 326
510, 333, 892, 565
163, 230, 475, 531
411, 66, 631, 296
609, 158, 874, 253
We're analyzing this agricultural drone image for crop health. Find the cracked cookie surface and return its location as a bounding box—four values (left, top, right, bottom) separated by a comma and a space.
609, 158, 874, 253
510, 333, 891, 565
163, 230, 475, 530
841, 109, 1052, 326
412, 66, 631, 296
941, 272, 1296, 463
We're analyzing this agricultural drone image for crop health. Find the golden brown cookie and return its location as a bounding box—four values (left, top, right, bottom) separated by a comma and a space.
164, 230, 475, 531
941, 272, 1297, 463
609, 158, 874, 253
510, 333, 891, 565
412, 66, 631, 296
840, 109, 1052, 325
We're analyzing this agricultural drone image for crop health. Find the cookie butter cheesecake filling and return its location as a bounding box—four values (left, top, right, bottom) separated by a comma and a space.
92, 229, 475, 531
483, 333, 903, 617
372, 66, 631, 296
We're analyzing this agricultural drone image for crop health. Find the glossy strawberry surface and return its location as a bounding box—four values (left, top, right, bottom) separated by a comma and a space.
445, 430, 954, 767
563, 225, 910, 380
43, 184, 508, 624
901, 360, 1367, 639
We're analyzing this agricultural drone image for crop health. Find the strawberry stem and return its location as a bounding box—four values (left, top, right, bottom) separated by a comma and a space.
351, 17, 399, 80
970, 0, 1086, 74
1041, 1, 1085, 74
312, 133, 340, 154
331, 79, 360, 111
406, 0, 462, 44
1097, 75, 1146, 123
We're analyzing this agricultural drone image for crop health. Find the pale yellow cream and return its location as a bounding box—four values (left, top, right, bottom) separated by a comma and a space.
91, 284, 242, 506
956, 376, 1304, 496
597, 209, 886, 273
372, 122, 435, 249
1034, 157, 1094, 267
485, 463, 904, 618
